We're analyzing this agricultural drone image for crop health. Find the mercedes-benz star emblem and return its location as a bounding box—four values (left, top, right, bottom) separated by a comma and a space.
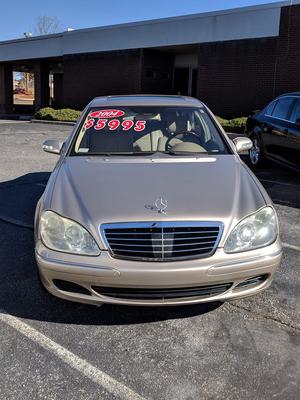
145, 197, 168, 214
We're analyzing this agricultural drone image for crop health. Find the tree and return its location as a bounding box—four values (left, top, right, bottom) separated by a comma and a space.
33, 16, 63, 35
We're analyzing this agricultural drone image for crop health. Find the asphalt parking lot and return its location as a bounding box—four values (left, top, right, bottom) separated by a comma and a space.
0, 121, 299, 400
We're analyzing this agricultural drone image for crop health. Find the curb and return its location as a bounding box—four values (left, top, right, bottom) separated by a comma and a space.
31, 119, 76, 127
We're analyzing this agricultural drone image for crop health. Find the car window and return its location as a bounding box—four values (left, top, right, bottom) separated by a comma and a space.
271, 97, 295, 120
264, 100, 276, 116
71, 106, 229, 155
290, 99, 300, 123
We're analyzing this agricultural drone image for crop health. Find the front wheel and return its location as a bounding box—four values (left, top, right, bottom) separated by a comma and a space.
249, 134, 265, 167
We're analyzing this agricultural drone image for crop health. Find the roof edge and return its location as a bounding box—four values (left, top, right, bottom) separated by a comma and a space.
0, 0, 298, 45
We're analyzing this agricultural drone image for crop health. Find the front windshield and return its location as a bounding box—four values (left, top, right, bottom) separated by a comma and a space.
71, 106, 229, 155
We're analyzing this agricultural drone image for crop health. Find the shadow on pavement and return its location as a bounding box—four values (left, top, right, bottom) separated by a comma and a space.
0, 172, 222, 325
0, 172, 50, 227
241, 157, 300, 209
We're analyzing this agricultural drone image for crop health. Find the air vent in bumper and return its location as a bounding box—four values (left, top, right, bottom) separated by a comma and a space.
92, 282, 232, 300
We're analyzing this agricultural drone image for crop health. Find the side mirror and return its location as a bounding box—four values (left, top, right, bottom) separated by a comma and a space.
233, 137, 253, 154
295, 118, 300, 127
42, 139, 64, 155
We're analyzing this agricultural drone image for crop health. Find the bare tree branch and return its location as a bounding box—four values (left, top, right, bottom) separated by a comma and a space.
33, 16, 63, 35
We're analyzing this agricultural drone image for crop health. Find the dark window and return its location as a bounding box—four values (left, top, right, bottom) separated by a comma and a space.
146, 70, 157, 79
290, 99, 300, 123
264, 100, 276, 116
271, 97, 295, 120
161, 71, 170, 80
174, 68, 189, 96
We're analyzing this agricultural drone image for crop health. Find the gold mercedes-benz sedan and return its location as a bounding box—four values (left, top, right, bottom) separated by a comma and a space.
35, 95, 282, 306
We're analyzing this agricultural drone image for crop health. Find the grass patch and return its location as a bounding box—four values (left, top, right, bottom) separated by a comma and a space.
217, 116, 247, 133
34, 107, 81, 122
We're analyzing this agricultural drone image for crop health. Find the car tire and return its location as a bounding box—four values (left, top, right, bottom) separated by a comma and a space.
248, 133, 266, 168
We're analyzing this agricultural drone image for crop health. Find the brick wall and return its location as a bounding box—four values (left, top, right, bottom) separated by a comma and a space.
274, 4, 300, 96
197, 38, 278, 118
196, 4, 300, 118
61, 48, 174, 109
62, 50, 142, 109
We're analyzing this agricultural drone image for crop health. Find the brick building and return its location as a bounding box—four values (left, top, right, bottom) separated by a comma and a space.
0, 1, 300, 118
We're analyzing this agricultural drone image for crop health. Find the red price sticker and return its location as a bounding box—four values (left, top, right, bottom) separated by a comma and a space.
85, 111, 147, 132
94, 119, 108, 130
108, 119, 121, 130
90, 109, 125, 119
134, 121, 146, 132
121, 120, 134, 131
85, 118, 95, 130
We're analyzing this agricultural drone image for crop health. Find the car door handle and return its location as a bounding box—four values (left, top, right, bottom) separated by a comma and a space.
262, 124, 271, 132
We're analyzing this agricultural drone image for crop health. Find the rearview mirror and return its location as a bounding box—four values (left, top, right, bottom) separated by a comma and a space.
42, 139, 64, 155
233, 137, 253, 154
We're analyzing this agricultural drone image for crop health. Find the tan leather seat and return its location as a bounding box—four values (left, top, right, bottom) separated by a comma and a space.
134, 120, 164, 152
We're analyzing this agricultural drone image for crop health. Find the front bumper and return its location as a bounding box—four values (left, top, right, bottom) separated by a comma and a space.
35, 239, 282, 306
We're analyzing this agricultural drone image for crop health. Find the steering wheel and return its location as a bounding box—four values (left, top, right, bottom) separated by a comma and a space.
165, 131, 202, 151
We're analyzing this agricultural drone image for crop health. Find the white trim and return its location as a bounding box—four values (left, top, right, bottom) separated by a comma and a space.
0, 1, 289, 62
2, 0, 298, 45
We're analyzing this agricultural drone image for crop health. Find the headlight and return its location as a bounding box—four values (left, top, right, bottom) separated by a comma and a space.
224, 206, 278, 253
40, 211, 100, 256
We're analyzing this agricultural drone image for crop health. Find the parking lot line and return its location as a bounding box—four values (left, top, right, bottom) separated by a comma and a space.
0, 120, 30, 124
282, 242, 300, 252
0, 310, 147, 400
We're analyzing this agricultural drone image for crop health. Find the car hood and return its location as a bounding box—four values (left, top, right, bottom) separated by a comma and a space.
48, 155, 268, 248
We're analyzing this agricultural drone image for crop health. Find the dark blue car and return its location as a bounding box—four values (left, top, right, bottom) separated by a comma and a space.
246, 93, 300, 172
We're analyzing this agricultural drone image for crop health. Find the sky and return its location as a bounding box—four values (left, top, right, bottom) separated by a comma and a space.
0, 0, 285, 41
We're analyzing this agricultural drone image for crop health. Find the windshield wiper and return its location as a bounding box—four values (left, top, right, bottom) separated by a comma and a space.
84, 151, 157, 156
163, 150, 208, 156
79, 151, 209, 157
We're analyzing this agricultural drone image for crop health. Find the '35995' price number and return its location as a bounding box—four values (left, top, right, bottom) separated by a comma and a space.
85, 119, 146, 132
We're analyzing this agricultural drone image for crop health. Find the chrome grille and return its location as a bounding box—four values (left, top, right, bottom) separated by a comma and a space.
100, 222, 223, 261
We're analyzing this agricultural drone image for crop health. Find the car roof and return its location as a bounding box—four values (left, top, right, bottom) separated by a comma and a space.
90, 95, 204, 108
278, 92, 300, 98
